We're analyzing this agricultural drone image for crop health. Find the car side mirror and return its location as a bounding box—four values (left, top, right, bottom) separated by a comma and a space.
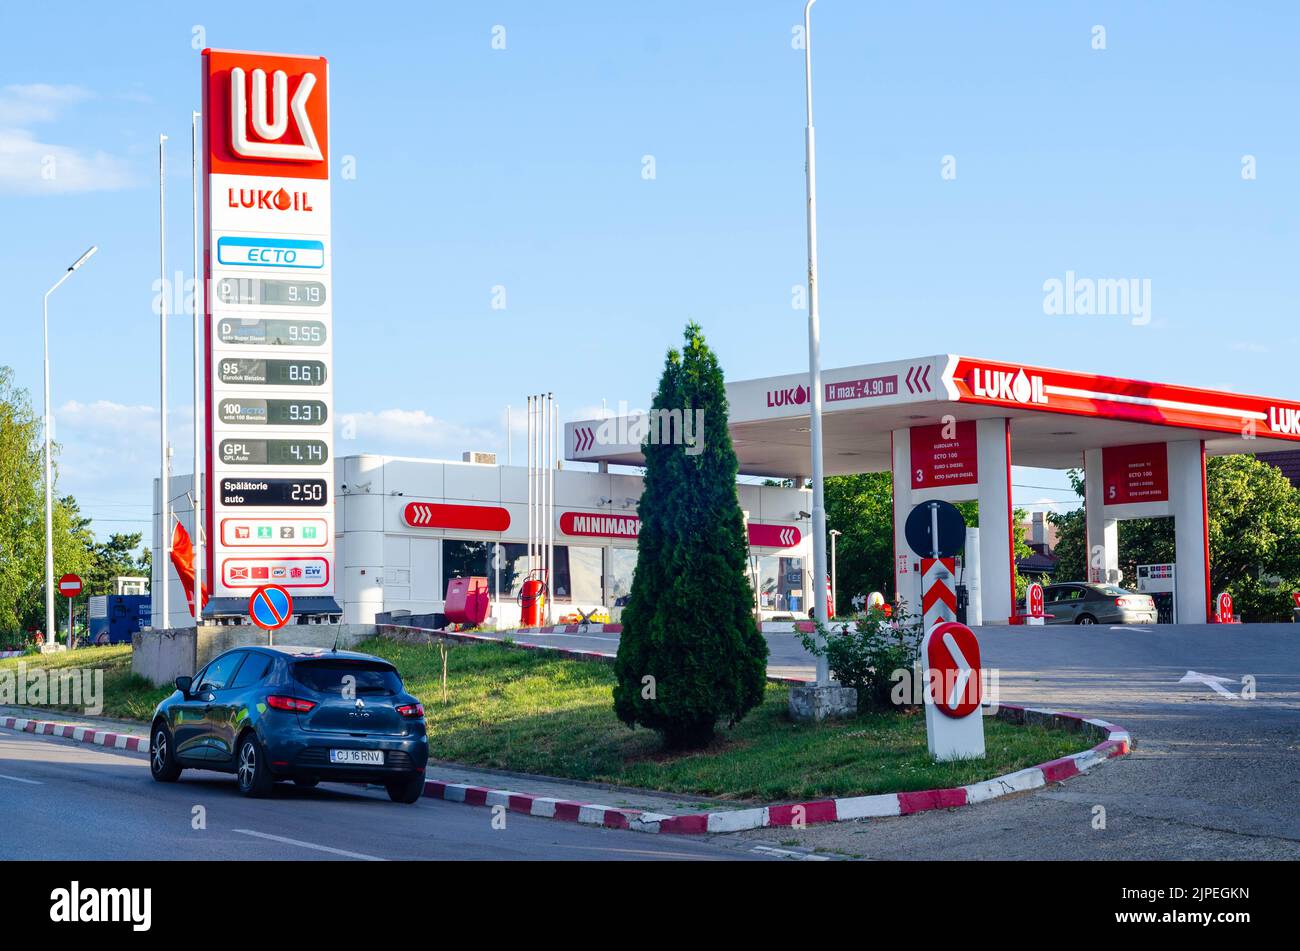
175, 675, 192, 696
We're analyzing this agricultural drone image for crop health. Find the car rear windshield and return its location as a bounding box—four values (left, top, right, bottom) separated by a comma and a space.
291, 660, 403, 696
1096, 585, 1132, 596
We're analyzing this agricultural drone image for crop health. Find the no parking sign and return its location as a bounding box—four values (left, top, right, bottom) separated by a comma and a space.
249, 584, 294, 632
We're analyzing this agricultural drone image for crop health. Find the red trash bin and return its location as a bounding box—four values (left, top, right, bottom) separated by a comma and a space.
444, 576, 490, 627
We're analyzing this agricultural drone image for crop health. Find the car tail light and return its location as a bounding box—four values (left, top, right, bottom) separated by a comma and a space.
397, 703, 424, 719
267, 695, 317, 713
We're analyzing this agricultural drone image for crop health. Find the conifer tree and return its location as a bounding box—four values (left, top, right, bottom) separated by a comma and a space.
613, 324, 768, 748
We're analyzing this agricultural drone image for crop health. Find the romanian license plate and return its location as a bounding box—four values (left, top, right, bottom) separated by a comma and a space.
329, 749, 384, 765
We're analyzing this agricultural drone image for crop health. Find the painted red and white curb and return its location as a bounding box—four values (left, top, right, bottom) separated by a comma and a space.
509, 623, 623, 635
417, 704, 1131, 834
0, 703, 1129, 836
0, 715, 150, 753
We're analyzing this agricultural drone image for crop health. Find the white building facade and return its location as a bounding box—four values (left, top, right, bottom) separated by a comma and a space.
335, 454, 812, 627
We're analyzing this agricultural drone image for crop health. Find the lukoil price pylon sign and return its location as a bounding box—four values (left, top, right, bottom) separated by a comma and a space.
202, 49, 334, 599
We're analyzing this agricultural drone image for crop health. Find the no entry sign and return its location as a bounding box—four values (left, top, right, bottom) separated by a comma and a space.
58, 573, 83, 598
922, 620, 986, 761
1026, 582, 1045, 624
249, 584, 294, 631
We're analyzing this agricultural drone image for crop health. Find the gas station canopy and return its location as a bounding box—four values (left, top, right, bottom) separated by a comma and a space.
565, 354, 1300, 477
566, 353, 1300, 626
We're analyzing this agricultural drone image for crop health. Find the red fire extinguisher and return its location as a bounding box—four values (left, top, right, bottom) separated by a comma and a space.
517, 569, 549, 627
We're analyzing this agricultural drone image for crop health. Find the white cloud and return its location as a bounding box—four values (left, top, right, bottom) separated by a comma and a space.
0, 83, 137, 194
337, 408, 502, 459
0, 84, 91, 123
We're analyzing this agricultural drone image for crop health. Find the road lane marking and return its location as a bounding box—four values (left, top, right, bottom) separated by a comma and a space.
1179, 670, 1241, 699
0, 772, 43, 785
232, 829, 386, 861
750, 845, 831, 861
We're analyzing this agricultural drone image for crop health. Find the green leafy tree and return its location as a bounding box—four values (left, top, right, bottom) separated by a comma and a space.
613, 324, 768, 748
824, 473, 895, 610
0, 369, 98, 639
0, 367, 44, 636
1207, 455, 1300, 620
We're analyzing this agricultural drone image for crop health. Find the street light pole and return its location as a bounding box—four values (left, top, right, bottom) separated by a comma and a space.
42, 246, 98, 651
802, 0, 830, 685
159, 133, 170, 630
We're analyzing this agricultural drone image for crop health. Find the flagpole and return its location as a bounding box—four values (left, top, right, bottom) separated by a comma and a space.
159, 133, 170, 629
191, 111, 203, 625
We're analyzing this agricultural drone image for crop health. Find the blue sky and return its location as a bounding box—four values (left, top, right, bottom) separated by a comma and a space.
2, 1, 1297, 548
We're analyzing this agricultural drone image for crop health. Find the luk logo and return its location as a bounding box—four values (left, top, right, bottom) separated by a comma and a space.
230, 67, 322, 162
766, 384, 808, 408
970, 367, 1047, 405
1269, 406, 1300, 435
226, 186, 314, 211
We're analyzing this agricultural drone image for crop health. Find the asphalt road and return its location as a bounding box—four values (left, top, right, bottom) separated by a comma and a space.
0, 729, 787, 861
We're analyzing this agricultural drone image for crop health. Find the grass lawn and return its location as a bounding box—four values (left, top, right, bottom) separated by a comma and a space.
0, 646, 170, 722
363, 637, 1087, 802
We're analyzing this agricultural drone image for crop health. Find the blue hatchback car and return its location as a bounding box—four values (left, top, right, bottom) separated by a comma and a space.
149, 646, 429, 802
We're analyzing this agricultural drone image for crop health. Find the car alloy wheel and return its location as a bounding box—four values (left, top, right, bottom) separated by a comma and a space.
1078, 615, 1097, 625
150, 724, 181, 782
236, 735, 274, 798
238, 741, 257, 790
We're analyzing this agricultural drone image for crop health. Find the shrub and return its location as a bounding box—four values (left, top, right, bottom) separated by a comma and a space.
798, 605, 923, 713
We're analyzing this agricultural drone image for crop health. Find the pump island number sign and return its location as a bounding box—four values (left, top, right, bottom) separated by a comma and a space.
203, 49, 334, 598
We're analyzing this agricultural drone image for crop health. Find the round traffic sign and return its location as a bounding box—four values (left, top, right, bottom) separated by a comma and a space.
925, 620, 982, 719
1027, 582, 1045, 618
58, 573, 83, 598
904, 500, 966, 559
249, 584, 294, 631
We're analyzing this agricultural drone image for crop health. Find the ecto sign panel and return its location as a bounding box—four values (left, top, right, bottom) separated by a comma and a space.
204, 49, 334, 599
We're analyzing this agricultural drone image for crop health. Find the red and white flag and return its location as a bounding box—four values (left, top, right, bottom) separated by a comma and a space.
170, 521, 210, 616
